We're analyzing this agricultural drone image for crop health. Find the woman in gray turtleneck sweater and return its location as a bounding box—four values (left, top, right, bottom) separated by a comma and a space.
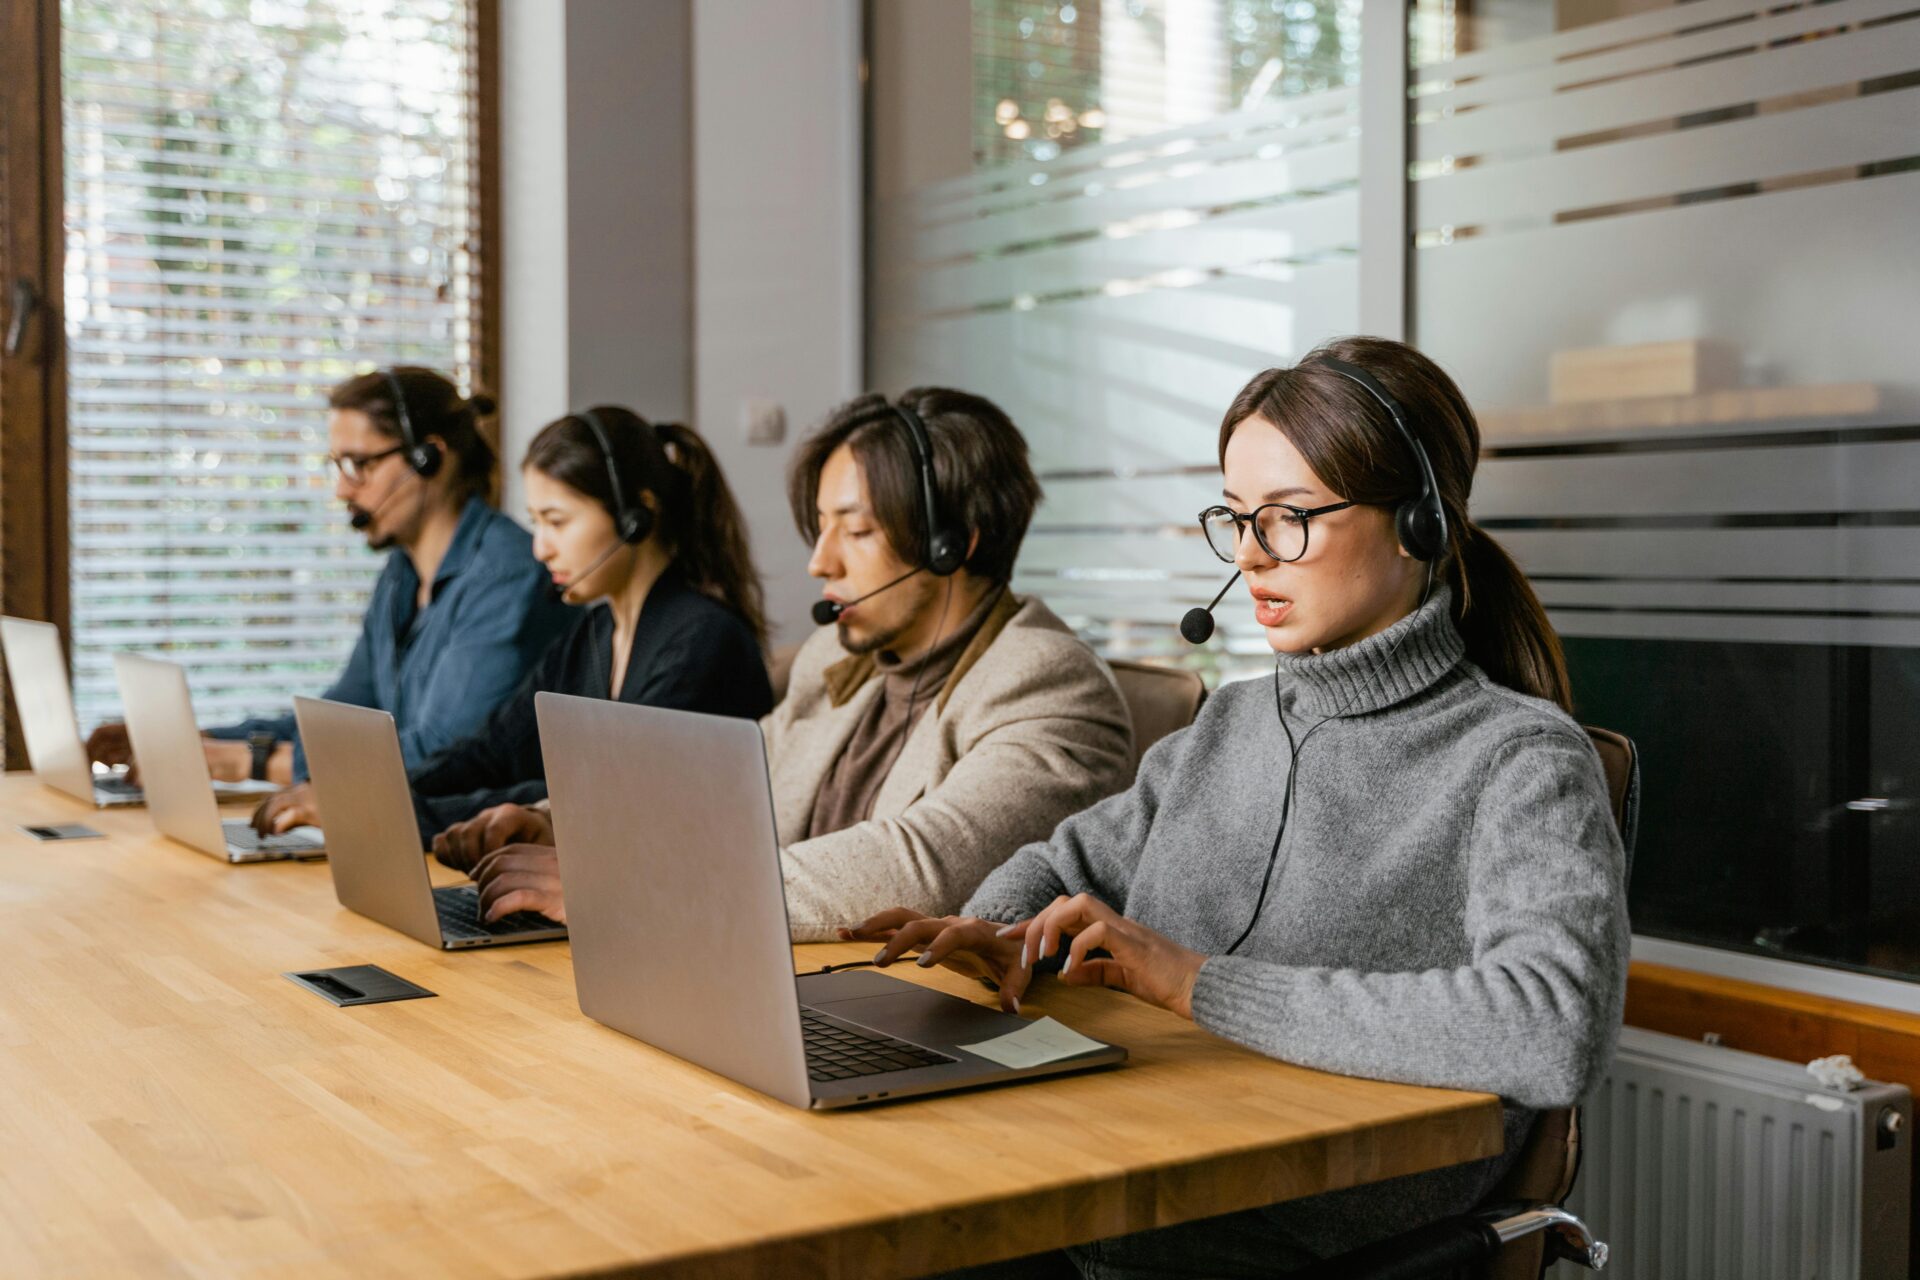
848, 337, 1631, 1277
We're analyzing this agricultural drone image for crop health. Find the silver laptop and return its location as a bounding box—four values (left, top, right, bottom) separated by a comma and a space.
113, 652, 323, 861
3, 615, 279, 808
294, 696, 566, 949
535, 693, 1126, 1110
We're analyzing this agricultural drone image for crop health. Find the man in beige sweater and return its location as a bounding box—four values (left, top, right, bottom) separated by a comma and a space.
435, 387, 1134, 940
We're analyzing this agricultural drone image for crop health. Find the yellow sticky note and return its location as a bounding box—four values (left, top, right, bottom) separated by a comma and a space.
959, 1016, 1107, 1069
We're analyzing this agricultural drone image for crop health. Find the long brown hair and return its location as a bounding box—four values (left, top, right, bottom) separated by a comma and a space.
329, 367, 498, 504
524, 408, 767, 645
1218, 337, 1571, 711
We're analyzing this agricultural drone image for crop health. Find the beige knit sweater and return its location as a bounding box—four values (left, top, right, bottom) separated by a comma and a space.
762, 592, 1134, 941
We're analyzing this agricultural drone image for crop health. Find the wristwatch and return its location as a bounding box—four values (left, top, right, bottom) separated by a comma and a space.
247, 731, 278, 781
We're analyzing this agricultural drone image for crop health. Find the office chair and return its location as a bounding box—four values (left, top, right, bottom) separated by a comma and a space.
766, 644, 801, 706
1106, 660, 1207, 777
1291, 726, 1638, 1280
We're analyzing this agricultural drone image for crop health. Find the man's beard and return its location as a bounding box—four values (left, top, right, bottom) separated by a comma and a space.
362, 491, 421, 551
837, 617, 909, 657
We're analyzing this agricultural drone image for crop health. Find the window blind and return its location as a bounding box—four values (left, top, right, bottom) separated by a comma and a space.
61, 0, 481, 726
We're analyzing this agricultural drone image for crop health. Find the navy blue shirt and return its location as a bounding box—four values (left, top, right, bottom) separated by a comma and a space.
210, 497, 575, 778
407, 567, 772, 837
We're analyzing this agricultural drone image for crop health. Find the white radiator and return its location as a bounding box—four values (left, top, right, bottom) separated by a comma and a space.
1552, 1027, 1911, 1279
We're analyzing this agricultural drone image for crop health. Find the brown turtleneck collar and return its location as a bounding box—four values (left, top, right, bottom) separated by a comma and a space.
807, 584, 1016, 837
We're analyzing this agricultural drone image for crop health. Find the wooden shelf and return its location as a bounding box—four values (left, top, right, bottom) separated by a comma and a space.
1481, 382, 1884, 444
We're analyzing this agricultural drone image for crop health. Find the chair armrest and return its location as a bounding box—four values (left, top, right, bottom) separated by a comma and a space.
1482, 1203, 1608, 1271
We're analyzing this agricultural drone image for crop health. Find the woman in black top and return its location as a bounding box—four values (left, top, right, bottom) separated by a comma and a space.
406, 407, 773, 837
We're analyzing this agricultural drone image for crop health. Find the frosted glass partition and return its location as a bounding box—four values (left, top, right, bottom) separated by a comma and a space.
870, 2, 1364, 679
1410, 0, 1920, 979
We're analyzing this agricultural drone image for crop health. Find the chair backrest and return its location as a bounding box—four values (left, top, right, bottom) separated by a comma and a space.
766, 644, 801, 706
1482, 725, 1638, 1280
1106, 660, 1206, 772
1583, 725, 1640, 883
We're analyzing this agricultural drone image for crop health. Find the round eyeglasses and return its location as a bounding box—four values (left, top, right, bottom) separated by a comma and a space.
1197, 500, 1355, 563
326, 443, 407, 485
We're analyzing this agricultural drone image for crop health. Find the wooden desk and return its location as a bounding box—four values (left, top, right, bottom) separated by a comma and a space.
0, 773, 1503, 1278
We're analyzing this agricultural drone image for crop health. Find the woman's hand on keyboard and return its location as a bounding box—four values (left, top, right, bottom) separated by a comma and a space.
472, 844, 567, 924
432, 803, 553, 872
842, 909, 1034, 1014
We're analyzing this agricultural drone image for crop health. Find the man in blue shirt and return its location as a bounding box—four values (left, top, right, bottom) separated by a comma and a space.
87, 368, 573, 830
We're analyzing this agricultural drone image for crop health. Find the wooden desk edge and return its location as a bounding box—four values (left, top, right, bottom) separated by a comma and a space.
578, 1091, 1504, 1278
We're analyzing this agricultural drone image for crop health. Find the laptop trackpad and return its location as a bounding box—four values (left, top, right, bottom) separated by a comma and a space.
802, 972, 1024, 1046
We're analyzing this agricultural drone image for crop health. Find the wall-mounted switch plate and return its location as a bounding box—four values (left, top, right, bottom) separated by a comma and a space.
743, 398, 786, 446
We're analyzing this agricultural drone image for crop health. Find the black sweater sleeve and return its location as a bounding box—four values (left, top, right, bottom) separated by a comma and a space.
406, 612, 580, 798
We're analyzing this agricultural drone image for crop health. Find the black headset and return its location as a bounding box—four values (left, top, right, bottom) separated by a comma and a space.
891, 401, 967, 577
381, 369, 444, 479
578, 409, 654, 545
1312, 356, 1448, 561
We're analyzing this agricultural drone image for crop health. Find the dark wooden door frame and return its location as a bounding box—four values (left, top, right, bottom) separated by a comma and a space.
0, 0, 68, 768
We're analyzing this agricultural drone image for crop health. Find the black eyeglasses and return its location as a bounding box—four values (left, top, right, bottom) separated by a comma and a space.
327, 444, 406, 484
1197, 501, 1355, 563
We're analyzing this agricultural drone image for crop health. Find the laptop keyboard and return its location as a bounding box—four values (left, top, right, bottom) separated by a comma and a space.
93, 775, 141, 798
801, 1010, 955, 1082
221, 820, 323, 856
432, 886, 563, 940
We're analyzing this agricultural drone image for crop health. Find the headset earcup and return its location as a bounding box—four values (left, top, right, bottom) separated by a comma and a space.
622, 504, 653, 545
927, 528, 966, 577
1397, 500, 1445, 561
409, 443, 444, 479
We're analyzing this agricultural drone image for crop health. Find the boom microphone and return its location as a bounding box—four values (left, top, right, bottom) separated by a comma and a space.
554, 536, 633, 603
346, 466, 422, 531
811, 567, 924, 625
1179, 570, 1243, 645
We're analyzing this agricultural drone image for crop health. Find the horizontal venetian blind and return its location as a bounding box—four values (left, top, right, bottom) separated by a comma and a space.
61, 0, 480, 726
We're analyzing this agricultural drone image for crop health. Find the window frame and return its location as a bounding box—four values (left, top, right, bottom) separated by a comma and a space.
0, 0, 502, 763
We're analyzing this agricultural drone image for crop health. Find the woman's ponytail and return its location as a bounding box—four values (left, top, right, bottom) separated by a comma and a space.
1450, 521, 1571, 713
652, 422, 768, 647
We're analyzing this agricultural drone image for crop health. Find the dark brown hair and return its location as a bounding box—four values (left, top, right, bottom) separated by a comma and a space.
329, 366, 499, 503
1219, 336, 1572, 711
523, 408, 766, 645
787, 387, 1043, 584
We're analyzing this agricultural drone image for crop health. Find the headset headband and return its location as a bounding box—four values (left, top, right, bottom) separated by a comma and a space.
578, 408, 654, 544
380, 369, 417, 450
380, 368, 446, 478
1312, 356, 1448, 560
891, 401, 966, 577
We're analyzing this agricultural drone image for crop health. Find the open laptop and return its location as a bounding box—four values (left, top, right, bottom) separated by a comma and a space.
535, 693, 1127, 1110
294, 696, 566, 948
3, 616, 279, 808
113, 652, 323, 861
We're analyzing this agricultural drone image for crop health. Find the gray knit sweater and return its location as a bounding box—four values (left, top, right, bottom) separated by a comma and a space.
964, 586, 1630, 1261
